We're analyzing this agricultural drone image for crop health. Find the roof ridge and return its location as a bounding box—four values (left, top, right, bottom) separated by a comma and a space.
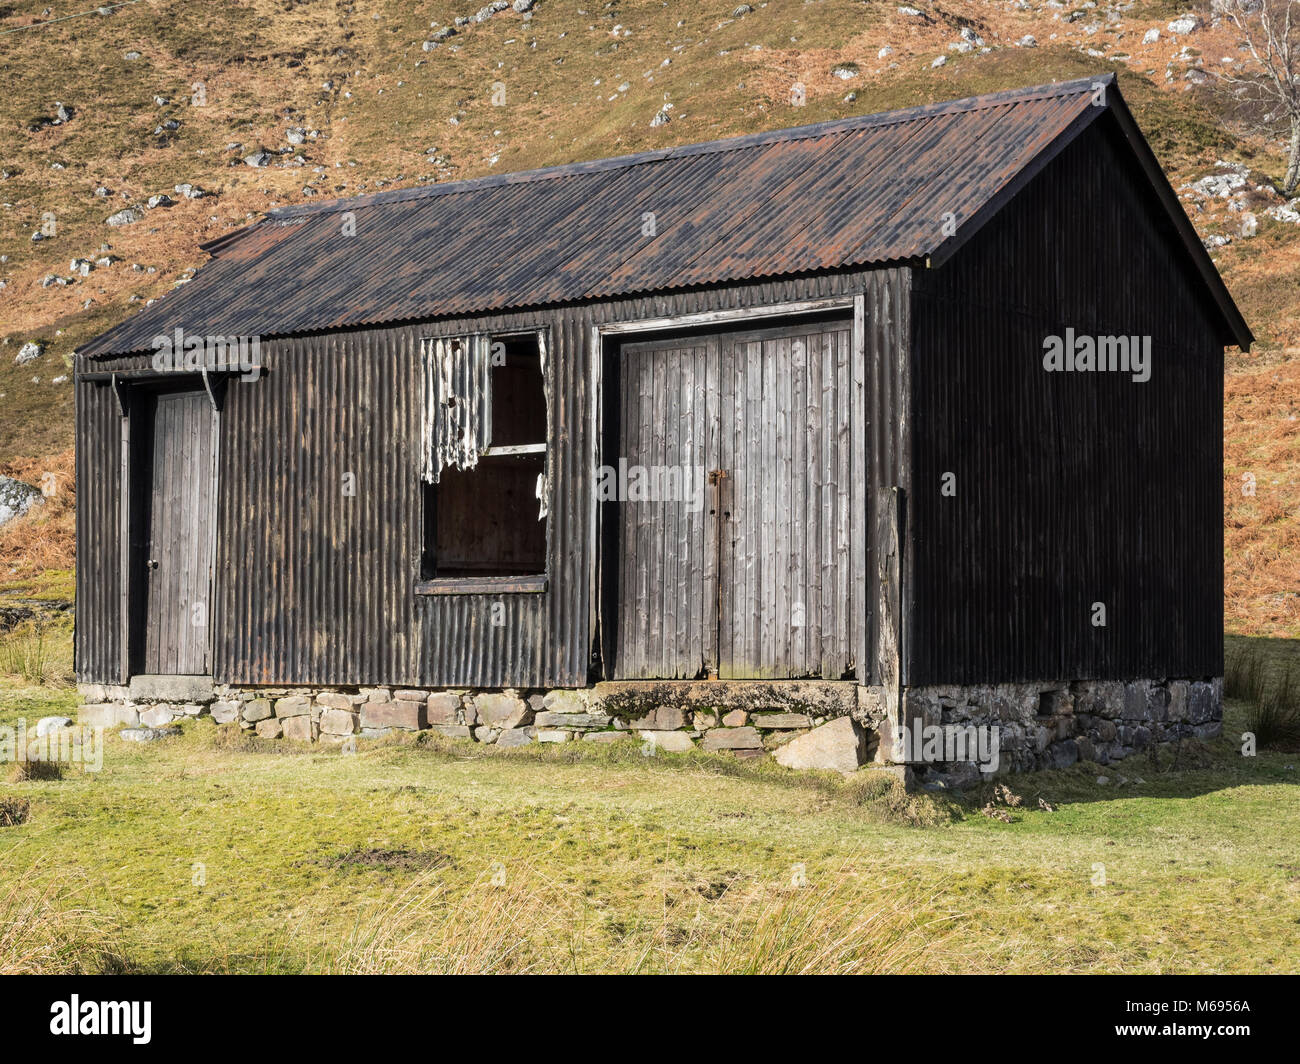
263, 75, 1109, 223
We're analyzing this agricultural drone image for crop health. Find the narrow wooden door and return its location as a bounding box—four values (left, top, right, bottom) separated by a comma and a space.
138, 388, 217, 675
614, 336, 720, 678
611, 319, 860, 680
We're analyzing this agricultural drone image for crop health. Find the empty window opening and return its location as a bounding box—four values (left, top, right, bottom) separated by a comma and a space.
420, 331, 548, 581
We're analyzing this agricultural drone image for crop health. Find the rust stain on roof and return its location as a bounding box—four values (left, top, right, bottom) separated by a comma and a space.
82, 77, 1127, 357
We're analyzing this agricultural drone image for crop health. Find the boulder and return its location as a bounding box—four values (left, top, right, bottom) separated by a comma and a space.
475, 692, 530, 729
15, 341, 43, 365
120, 727, 181, 742
628, 705, 686, 731
241, 699, 272, 723
79, 703, 139, 729
361, 699, 424, 731
255, 718, 283, 739
0, 476, 42, 528
105, 206, 144, 227
773, 717, 868, 774
750, 712, 811, 730
536, 729, 570, 743
210, 700, 240, 724
1046, 739, 1079, 769
702, 726, 763, 752
426, 692, 461, 724
533, 711, 608, 729
281, 715, 316, 742
720, 709, 749, 728
639, 730, 695, 753
541, 689, 589, 714
274, 695, 311, 718
319, 708, 358, 736
139, 704, 175, 728
496, 727, 536, 748
394, 688, 430, 702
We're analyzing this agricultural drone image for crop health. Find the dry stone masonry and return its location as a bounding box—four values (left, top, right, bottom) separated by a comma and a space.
76, 674, 1222, 787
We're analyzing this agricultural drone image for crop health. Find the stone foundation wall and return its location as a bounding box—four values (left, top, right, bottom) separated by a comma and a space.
76, 681, 886, 765
892, 677, 1224, 788
77, 675, 1222, 786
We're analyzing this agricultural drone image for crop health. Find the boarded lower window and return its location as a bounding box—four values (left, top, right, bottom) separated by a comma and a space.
420, 331, 548, 581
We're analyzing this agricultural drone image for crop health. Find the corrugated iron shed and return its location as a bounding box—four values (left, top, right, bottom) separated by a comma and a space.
79, 74, 1251, 357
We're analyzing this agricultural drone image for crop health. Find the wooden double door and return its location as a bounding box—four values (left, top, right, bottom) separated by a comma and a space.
612, 320, 863, 680
129, 387, 218, 675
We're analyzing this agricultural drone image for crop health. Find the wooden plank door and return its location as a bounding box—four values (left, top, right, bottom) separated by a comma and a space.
138, 388, 217, 675
716, 321, 858, 679
613, 336, 719, 678
610, 319, 859, 680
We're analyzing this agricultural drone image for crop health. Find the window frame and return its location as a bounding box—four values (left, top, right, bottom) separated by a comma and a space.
415, 326, 551, 596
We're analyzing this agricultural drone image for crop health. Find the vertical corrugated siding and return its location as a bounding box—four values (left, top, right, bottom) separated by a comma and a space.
78, 268, 908, 688
74, 377, 124, 682
863, 269, 911, 687
907, 116, 1223, 685
212, 327, 417, 685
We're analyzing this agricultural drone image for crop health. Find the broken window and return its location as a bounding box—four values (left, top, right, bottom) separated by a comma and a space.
420, 331, 549, 583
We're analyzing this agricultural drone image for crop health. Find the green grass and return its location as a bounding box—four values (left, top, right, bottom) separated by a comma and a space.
0, 567, 74, 600
2, 637, 1298, 973
0, 613, 74, 687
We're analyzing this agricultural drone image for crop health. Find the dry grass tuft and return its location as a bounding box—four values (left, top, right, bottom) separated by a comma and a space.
0, 865, 119, 974
1245, 663, 1300, 752
0, 618, 73, 686
7, 758, 63, 783
0, 795, 32, 826
693, 869, 956, 975
322, 865, 571, 975
315, 860, 954, 975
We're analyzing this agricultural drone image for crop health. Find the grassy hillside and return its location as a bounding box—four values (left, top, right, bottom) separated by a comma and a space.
1, 0, 1297, 631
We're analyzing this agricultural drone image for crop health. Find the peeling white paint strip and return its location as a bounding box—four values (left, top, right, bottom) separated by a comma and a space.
535, 471, 548, 520
422, 334, 491, 483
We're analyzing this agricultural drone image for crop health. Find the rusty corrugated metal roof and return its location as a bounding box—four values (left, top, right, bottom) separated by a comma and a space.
79, 75, 1246, 357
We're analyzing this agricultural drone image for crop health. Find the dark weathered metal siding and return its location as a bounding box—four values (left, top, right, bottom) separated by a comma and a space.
77, 269, 902, 687
905, 115, 1224, 685
74, 378, 125, 682
210, 328, 419, 685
